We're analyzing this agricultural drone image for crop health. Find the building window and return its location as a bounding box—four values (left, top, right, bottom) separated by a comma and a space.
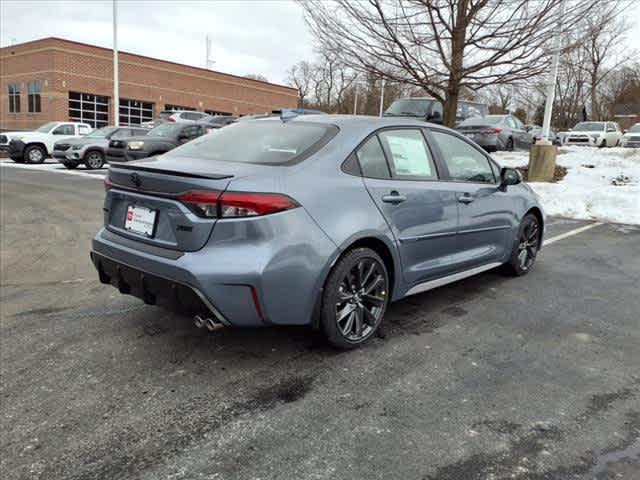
68, 91, 109, 128
27, 80, 41, 113
164, 104, 195, 111
120, 98, 154, 126
8, 84, 20, 113
204, 109, 232, 116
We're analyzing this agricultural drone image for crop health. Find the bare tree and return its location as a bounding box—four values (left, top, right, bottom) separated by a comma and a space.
579, 2, 635, 120
244, 73, 269, 82
300, 0, 600, 127
286, 61, 314, 107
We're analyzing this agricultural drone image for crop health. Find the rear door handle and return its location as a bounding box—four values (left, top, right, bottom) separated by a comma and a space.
382, 191, 407, 204
457, 193, 475, 204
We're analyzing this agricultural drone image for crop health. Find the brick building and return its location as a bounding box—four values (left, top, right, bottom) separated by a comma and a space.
0, 37, 298, 131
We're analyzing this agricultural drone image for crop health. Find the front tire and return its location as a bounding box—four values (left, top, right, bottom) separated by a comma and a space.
320, 248, 390, 349
506, 214, 541, 276
24, 145, 46, 164
84, 151, 104, 169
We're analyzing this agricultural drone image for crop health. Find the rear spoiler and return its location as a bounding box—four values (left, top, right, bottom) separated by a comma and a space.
109, 162, 233, 180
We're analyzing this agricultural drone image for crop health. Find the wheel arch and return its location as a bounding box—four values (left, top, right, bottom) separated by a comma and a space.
525, 206, 545, 238
25, 142, 48, 153
311, 234, 399, 329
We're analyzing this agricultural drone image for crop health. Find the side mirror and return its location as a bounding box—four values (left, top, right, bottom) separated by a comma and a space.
429, 111, 441, 121
500, 167, 521, 187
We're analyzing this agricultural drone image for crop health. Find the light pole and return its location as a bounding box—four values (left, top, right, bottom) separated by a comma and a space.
528, 0, 567, 182
113, 0, 119, 126
379, 78, 386, 116
540, 0, 567, 142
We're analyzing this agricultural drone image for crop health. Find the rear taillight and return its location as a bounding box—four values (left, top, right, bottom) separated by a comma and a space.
165, 117, 175, 123
490, 127, 502, 135
103, 178, 111, 190
177, 190, 299, 218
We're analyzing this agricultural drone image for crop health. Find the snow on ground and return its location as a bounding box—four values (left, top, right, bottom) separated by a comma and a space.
493, 147, 640, 225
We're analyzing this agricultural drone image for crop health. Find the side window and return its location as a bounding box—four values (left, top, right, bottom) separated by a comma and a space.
78, 125, 91, 135
112, 129, 129, 138
506, 117, 517, 129
378, 129, 437, 179
356, 136, 390, 179
52, 124, 74, 135
430, 130, 495, 183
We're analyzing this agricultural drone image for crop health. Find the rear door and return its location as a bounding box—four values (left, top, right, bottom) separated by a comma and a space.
428, 129, 511, 269
359, 128, 459, 285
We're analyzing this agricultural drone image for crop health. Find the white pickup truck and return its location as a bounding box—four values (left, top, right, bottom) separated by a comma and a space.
4, 121, 92, 163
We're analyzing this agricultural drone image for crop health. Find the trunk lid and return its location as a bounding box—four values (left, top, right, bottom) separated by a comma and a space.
105, 158, 235, 252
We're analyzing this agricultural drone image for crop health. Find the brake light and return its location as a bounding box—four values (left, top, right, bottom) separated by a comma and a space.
103, 178, 111, 190
177, 190, 299, 218
165, 117, 175, 123
491, 127, 502, 134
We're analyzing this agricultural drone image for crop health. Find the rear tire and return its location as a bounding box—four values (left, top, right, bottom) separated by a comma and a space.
24, 145, 46, 164
506, 138, 514, 151
320, 248, 390, 349
505, 214, 541, 276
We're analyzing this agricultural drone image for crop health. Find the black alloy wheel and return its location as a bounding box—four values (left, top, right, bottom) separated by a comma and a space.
321, 248, 389, 348
507, 213, 541, 276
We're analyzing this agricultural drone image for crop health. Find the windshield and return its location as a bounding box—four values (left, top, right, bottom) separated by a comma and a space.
628, 124, 640, 133
573, 122, 604, 131
36, 122, 58, 133
87, 126, 118, 138
459, 116, 504, 126
167, 120, 338, 165
383, 99, 434, 117
147, 123, 183, 137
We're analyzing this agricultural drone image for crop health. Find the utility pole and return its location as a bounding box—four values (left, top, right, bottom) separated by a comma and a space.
205, 35, 215, 70
528, 0, 567, 182
541, 0, 567, 142
353, 80, 358, 115
379, 78, 386, 116
113, 0, 119, 126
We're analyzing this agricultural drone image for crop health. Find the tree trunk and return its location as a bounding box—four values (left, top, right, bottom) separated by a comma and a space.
443, 89, 459, 128
591, 73, 598, 120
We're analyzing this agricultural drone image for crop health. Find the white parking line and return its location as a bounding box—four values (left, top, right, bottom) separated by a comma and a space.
544, 222, 604, 245
0, 160, 105, 180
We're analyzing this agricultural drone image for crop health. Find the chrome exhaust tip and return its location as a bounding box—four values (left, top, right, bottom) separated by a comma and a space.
205, 317, 224, 331
194, 315, 205, 329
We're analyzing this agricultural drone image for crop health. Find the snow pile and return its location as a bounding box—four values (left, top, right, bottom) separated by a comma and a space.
493, 147, 640, 225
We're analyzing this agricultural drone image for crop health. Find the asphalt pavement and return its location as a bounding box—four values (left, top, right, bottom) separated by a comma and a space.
1, 166, 639, 480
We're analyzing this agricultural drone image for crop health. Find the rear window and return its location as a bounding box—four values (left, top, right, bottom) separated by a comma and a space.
166, 120, 338, 165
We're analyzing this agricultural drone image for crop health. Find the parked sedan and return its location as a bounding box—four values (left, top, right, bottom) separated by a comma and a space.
456, 115, 532, 152
91, 116, 544, 348
105, 123, 205, 163
53, 126, 148, 169
620, 123, 640, 148
529, 126, 561, 146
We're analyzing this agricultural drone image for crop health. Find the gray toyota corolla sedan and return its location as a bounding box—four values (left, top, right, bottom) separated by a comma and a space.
91, 115, 544, 348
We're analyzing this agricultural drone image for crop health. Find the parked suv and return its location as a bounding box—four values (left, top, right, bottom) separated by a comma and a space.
53, 126, 148, 170
563, 121, 623, 147
8, 122, 92, 163
621, 123, 640, 148
106, 123, 206, 163
383, 97, 488, 124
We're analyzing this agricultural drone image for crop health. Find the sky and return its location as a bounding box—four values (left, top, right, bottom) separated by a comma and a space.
0, 0, 315, 86
1, 0, 639, 87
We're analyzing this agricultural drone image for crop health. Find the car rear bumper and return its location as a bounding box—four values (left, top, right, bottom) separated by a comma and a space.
90, 207, 337, 327
106, 148, 149, 163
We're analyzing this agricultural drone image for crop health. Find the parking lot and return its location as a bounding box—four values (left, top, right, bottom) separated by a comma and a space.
1, 164, 639, 479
